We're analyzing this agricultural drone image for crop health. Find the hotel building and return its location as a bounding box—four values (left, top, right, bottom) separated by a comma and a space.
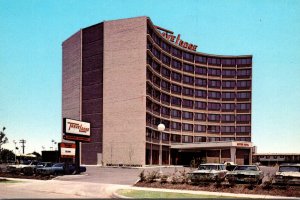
62, 16, 253, 166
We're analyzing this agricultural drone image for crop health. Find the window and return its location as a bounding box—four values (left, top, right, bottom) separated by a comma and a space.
161, 107, 170, 116
237, 92, 251, 99
208, 57, 221, 66
208, 80, 221, 88
152, 47, 160, 59
222, 81, 236, 89
161, 67, 170, 78
222, 92, 235, 100
237, 58, 252, 66
236, 114, 251, 123
152, 33, 160, 45
161, 80, 170, 91
182, 123, 193, 131
208, 137, 220, 142
237, 69, 251, 77
194, 125, 206, 132
194, 136, 206, 142
221, 114, 235, 122
208, 103, 220, 111
183, 52, 194, 61
171, 109, 181, 118
236, 126, 251, 133
171, 72, 182, 82
153, 75, 160, 87
208, 91, 221, 99
183, 75, 194, 85
207, 125, 220, 133
195, 56, 207, 64
171, 97, 181, 107
182, 135, 193, 143
161, 93, 170, 104
182, 99, 193, 108
221, 126, 235, 133
171, 84, 181, 94
222, 69, 236, 77
182, 111, 193, 119
171, 134, 181, 142
237, 80, 251, 89
207, 114, 220, 122
172, 48, 182, 58
182, 87, 193, 96
208, 68, 221, 76
220, 137, 235, 141
171, 59, 182, 70
183, 64, 194, 73
195, 101, 206, 110
171, 122, 181, 130
146, 69, 152, 81
161, 54, 170, 65
152, 60, 160, 72
236, 103, 251, 110
153, 103, 160, 113
162, 133, 169, 141
221, 103, 235, 111
194, 113, 206, 121
222, 58, 236, 67
153, 89, 160, 100
161, 42, 170, 52
195, 78, 207, 87
195, 89, 207, 98
195, 66, 207, 75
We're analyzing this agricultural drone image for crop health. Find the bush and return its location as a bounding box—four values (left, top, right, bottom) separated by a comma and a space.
146, 170, 159, 183
160, 174, 169, 184
139, 170, 146, 182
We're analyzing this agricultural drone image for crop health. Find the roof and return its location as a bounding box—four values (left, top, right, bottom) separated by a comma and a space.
254, 153, 300, 156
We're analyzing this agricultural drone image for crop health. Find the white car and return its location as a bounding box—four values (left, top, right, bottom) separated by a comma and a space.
188, 163, 227, 182
274, 164, 300, 185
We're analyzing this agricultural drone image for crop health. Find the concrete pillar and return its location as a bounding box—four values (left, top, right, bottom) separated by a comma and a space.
249, 148, 253, 164
230, 147, 236, 163
150, 144, 152, 165
219, 149, 222, 163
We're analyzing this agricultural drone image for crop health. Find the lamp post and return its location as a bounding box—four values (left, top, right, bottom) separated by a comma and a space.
13, 140, 17, 163
158, 123, 165, 174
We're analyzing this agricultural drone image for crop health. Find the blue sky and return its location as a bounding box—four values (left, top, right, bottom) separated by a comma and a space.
0, 0, 299, 154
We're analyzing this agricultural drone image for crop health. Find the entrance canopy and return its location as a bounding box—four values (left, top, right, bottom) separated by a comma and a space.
171, 141, 253, 150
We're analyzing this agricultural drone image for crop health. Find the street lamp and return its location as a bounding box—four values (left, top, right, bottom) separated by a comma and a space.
158, 123, 165, 174
13, 140, 17, 163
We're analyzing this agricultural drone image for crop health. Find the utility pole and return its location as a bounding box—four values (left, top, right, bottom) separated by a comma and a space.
19, 139, 26, 154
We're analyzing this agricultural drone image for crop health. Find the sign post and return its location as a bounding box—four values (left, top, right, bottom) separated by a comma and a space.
62, 118, 90, 174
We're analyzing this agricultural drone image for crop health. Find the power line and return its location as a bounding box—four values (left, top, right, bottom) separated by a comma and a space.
19, 139, 26, 154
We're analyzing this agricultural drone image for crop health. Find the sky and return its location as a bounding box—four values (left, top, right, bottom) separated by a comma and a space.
0, 0, 299, 154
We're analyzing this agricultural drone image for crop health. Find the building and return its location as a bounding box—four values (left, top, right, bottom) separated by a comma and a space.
62, 16, 253, 166
253, 153, 300, 166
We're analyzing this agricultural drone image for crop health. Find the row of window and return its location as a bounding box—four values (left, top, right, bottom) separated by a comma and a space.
146, 128, 251, 143
147, 55, 252, 78
146, 113, 251, 133
147, 29, 252, 67
147, 99, 251, 122
148, 68, 251, 90
147, 84, 251, 110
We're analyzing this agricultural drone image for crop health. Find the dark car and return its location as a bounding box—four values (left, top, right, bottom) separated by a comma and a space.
226, 165, 264, 184
38, 163, 86, 175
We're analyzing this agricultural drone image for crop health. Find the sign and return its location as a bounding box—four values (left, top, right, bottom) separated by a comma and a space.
60, 143, 76, 158
237, 142, 250, 147
155, 26, 198, 51
63, 118, 90, 137
63, 134, 91, 142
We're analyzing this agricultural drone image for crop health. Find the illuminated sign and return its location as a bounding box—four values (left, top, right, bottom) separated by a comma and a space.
60, 143, 76, 158
155, 26, 198, 51
237, 143, 250, 147
63, 118, 90, 137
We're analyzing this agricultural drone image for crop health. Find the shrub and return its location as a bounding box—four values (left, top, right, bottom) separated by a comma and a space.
160, 174, 169, 184
139, 170, 146, 182
146, 170, 159, 183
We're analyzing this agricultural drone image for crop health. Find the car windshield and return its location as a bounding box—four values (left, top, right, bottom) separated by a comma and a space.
279, 166, 300, 172
198, 165, 218, 170
235, 166, 258, 171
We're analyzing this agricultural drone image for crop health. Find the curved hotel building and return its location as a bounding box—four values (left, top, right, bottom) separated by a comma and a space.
62, 16, 253, 166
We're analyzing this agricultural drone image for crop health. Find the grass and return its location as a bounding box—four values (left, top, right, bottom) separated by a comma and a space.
0, 178, 22, 184
117, 189, 238, 199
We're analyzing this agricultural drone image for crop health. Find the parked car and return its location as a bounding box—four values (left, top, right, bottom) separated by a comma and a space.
226, 165, 264, 184
35, 162, 54, 174
7, 161, 38, 174
188, 163, 227, 182
38, 163, 86, 176
274, 163, 300, 185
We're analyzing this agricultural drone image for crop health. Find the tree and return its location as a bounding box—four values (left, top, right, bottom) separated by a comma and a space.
0, 127, 8, 151
0, 149, 15, 163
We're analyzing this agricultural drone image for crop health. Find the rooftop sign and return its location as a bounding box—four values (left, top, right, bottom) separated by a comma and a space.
155, 25, 198, 51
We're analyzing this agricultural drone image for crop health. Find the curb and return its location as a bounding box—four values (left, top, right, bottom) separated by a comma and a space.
112, 191, 132, 199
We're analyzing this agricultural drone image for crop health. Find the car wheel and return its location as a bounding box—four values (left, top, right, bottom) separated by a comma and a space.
258, 179, 263, 185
